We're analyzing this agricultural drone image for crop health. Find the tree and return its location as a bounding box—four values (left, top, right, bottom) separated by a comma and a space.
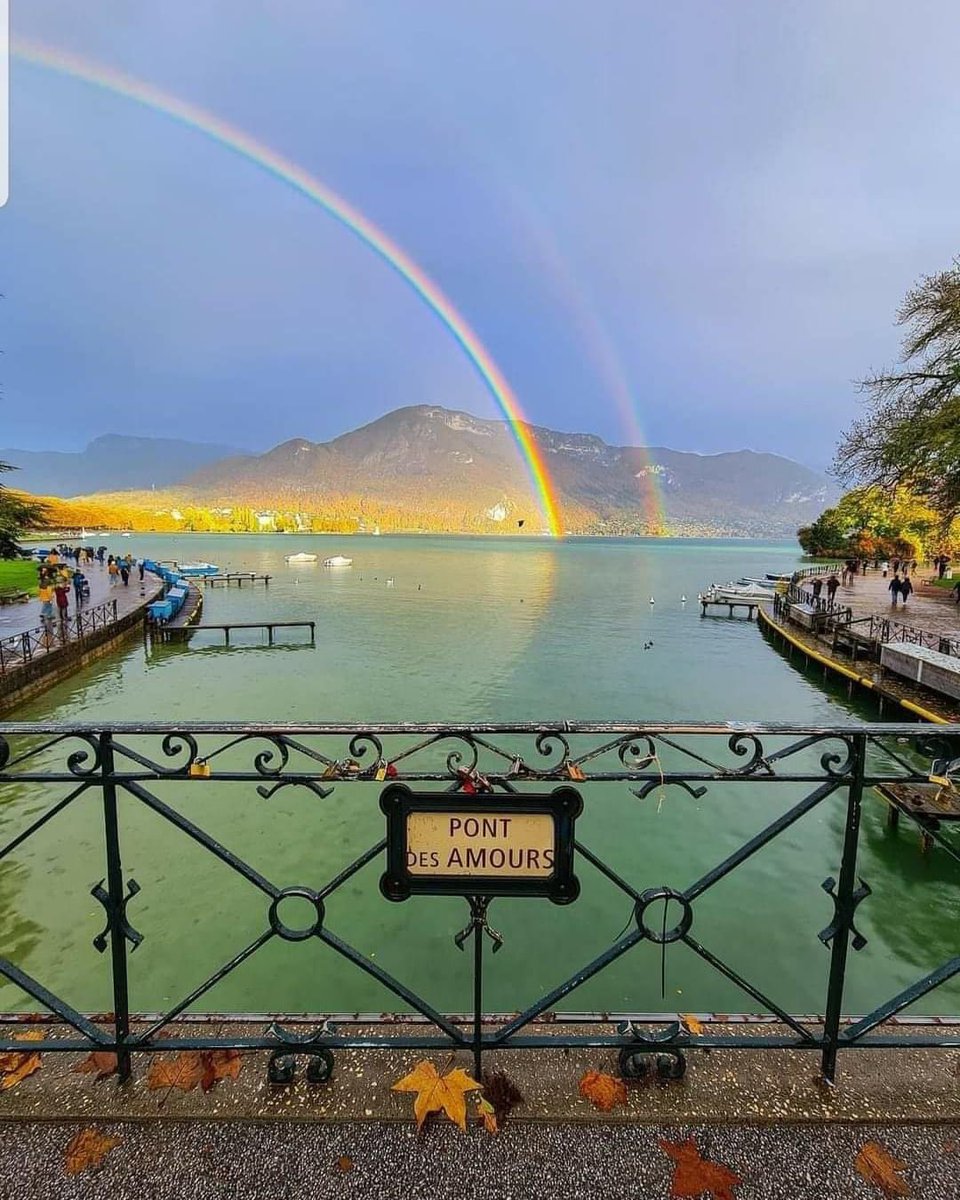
835, 259, 960, 519
0, 463, 47, 558
797, 486, 943, 559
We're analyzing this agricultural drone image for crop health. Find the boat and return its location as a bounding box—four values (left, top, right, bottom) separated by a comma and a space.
178, 562, 220, 577
323, 555, 353, 567
284, 552, 319, 563
700, 581, 773, 603
372, 526, 381, 537
765, 573, 793, 583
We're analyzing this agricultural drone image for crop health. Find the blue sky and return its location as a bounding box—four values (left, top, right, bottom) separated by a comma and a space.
2, 1, 959, 468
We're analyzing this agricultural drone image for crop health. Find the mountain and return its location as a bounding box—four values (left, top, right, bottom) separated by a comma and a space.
1, 435, 245, 497
176, 406, 838, 536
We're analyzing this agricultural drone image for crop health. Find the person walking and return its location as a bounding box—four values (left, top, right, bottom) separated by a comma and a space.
38, 580, 56, 632
54, 579, 70, 627
119, 563, 130, 587
888, 574, 902, 607
138, 559, 145, 582
108, 558, 119, 587
826, 574, 840, 606
72, 570, 85, 607
900, 574, 914, 606
881, 561, 889, 578
812, 577, 823, 603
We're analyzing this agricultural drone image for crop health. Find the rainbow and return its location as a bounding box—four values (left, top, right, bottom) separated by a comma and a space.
11, 37, 563, 537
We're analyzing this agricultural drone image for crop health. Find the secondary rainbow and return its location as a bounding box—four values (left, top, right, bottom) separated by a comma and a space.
12, 37, 563, 537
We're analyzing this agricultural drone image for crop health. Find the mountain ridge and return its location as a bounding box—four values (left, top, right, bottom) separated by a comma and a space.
3, 406, 839, 536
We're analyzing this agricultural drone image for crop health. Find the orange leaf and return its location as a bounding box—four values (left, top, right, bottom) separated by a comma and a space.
336, 1155, 355, 1173
578, 1070, 628, 1112
477, 1095, 498, 1134
73, 1052, 119, 1082
65, 1127, 121, 1175
0, 1031, 44, 1091
200, 1048, 242, 1092
855, 1142, 911, 1197
391, 1060, 481, 1131
147, 1051, 205, 1094
681, 1013, 705, 1036
659, 1137, 742, 1200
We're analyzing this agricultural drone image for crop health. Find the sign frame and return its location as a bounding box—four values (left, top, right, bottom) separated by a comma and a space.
379, 782, 582, 904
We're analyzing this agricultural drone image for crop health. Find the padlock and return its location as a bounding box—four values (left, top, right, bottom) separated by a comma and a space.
189, 760, 211, 778
566, 763, 586, 782
374, 763, 387, 782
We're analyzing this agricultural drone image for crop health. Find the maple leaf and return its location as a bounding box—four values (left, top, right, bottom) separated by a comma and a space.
481, 1069, 524, 1121
73, 1052, 119, 1082
659, 1137, 742, 1200
200, 1049, 242, 1093
65, 1127, 121, 1175
855, 1142, 911, 1197
391, 1060, 481, 1131
476, 1095, 498, 1134
681, 1013, 705, 1036
578, 1069, 628, 1112
147, 1051, 205, 1095
336, 1155, 355, 1174
0, 1030, 43, 1091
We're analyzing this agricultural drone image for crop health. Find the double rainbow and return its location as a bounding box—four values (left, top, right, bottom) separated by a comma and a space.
12, 37, 564, 536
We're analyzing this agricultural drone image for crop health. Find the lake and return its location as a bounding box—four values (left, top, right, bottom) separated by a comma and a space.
2, 534, 957, 1020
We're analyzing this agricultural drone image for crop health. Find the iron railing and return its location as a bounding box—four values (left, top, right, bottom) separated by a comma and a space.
0, 600, 120, 677
0, 721, 959, 1086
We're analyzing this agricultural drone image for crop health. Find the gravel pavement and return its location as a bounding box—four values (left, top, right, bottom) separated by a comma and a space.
3, 1119, 958, 1200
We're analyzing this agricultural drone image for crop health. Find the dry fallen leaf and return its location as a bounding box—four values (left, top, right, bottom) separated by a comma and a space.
335, 1155, 354, 1174
65, 1127, 121, 1175
200, 1049, 242, 1093
855, 1141, 911, 1197
481, 1069, 524, 1122
578, 1069, 628, 1112
659, 1136, 742, 1200
681, 1013, 705, 1036
73, 1052, 119, 1083
0, 1030, 44, 1091
391, 1060, 481, 1131
476, 1095, 498, 1134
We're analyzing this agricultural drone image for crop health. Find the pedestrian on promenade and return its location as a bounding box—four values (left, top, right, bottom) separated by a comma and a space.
38, 581, 55, 630
108, 559, 119, 587
900, 575, 913, 606
826, 574, 840, 605
97, 547, 106, 566
54, 580, 70, 625
812, 578, 823, 602
138, 560, 145, 582
889, 575, 902, 607
881, 561, 889, 578
72, 570, 85, 607
119, 564, 130, 587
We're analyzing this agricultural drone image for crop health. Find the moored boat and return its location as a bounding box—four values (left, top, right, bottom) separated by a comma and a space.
765, 573, 792, 582
178, 562, 220, 577
700, 581, 773, 603
323, 555, 353, 567
284, 552, 319, 563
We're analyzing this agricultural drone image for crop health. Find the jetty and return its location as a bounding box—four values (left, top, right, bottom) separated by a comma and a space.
699, 595, 761, 619
154, 619, 315, 645
204, 573, 272, 587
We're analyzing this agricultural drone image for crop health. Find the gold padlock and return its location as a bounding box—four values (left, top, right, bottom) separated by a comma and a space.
566, 763, 586, 781
189, 760, 212, 778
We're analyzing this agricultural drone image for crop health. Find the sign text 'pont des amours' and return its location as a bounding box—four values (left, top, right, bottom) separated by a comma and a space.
379, 783, 582, 903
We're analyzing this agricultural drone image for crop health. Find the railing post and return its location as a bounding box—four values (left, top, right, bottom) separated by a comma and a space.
100, 733, 133, 1081
821, 731, 866, 1084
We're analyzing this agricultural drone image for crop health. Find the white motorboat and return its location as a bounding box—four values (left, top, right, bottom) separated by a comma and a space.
284, 552, 318, 563
701, 581, 773, 603
323, 555, 353, 567
739, 577, 776, 588
765, 572, 793, 582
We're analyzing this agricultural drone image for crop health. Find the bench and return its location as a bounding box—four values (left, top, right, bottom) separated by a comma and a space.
0, 589, 30, 605
880, 642, 960, 701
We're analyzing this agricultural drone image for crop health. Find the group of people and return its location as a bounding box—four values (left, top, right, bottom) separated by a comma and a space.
34, 545, 142, 632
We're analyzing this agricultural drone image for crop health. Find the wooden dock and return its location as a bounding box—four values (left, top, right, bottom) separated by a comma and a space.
162, 583, 203, 629
875, 781, 960, 852
156, 620, 315, 645
700, 597, 760, 619
204, 573, 272, 587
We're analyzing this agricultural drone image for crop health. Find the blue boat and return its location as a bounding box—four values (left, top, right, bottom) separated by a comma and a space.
177, 562, 220, 577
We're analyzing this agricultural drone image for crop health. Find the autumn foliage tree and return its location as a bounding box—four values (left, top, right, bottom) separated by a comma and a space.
835, 258, 960, 521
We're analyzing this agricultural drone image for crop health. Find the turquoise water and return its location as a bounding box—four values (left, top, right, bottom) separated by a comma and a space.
1, 534, 957, 1020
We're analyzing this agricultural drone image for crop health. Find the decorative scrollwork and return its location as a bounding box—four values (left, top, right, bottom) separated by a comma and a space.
534, 731, 571, 773
618, 735, 659, 770
91, 878, 143, 952
348, 732, 384, 766
256, 778, 334, 802
157, 732, 200, 774
253, 736, 290, 777
266, 1021, 336, 1086
818, 875, 871, 951
442, 736, 479, 777
454, 896, 504, 953
632, 780, 708, 801
820, 736, 856, 778
724, 733, 769, 776
66, 734, 104, 777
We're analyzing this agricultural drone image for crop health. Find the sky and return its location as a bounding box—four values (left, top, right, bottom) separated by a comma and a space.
2, 1, 959, 470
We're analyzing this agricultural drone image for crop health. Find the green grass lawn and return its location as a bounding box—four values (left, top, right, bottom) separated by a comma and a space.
929, 576, 959, 591
0, 560, 40, 596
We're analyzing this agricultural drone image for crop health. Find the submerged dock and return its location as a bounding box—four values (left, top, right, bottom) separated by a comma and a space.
155, 620, 315, 645
204, 573, 272, 587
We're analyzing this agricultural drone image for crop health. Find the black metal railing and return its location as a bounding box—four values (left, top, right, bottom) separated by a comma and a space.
0, 599, 120, 677
0, 721, 959, 1086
